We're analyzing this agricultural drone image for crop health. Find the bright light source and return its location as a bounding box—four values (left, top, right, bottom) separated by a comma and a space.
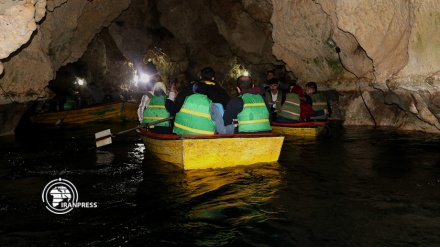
243, 70, 249, 76
76, 78, 85, 86
327, 38, 336, 47
139, 73, 150, 83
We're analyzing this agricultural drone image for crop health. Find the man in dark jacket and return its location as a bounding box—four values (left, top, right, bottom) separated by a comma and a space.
172, 67, 230, 116
223, 75, 272, 134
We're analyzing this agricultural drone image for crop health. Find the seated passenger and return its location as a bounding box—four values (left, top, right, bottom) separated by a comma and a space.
277, 82, 314, 123
173, 82, 234, 135
304, 81, 330, 120
142, 82, 174, 134
223, 75, 272, 134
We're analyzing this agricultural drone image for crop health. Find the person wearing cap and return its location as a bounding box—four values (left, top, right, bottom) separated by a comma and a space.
223, 75, 272, 134
142, 82, 174, 134
173, 82, 234, 135
172, 67, 230, 116
304, 81, 330, 120
264, 78, 284, 121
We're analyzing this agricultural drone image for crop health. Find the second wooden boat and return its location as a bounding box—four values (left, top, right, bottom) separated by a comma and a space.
271, 121, 329, 138
30, 101, 138, 125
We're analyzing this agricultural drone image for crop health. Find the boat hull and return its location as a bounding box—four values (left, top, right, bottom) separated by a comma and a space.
271, 121, 328, 138
139, 130, 285, 170
30, 101, 138, 124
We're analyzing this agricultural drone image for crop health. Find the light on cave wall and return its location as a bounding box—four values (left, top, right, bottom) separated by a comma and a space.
226, 64, 251, 82
132, 74, 139, 86
132, 71, 151, 88
139, 73, 151, 84
326, 38, 336, 47
75, 78, 86, 86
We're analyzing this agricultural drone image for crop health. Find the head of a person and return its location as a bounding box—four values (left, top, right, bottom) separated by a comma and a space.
288, 80, 297, 90
236, 75, 253, 91
192, 81, 208, 95
152, 82, 167, 96
305, 81, 318, 94
268, 78, 279, 91
200, 67, 215, 81
266, 69, 275, 81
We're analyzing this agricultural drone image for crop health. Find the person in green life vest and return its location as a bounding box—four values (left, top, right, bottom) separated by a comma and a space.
304, 81, 330, 120
173, 82, 234, 135
142, 82, 174, 134
276, 82, 314, 123
223, 75, 272, 134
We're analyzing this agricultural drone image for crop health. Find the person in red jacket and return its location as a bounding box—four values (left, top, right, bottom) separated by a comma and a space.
277, 82, 314, 123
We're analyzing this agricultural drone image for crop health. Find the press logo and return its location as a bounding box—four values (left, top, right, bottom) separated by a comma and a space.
42, 178, 97, 214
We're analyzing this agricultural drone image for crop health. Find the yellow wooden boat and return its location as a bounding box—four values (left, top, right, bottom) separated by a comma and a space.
30, 101, 138, 125
137, 129, 285, 170
271, 121, 329, 138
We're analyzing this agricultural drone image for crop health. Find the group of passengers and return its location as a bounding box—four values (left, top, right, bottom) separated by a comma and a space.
138, 67, 331, 135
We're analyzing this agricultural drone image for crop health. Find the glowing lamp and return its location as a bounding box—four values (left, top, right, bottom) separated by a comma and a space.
139, 73, 150, 83
76, 78, 85, 86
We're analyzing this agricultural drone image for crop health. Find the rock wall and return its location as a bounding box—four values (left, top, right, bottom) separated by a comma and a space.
0, 0, 130, 105
1, 0, 440, 135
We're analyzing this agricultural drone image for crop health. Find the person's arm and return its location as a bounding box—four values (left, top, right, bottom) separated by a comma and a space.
223, 98, 243, 125
211, 104, 234, 134
137, 95, 149, 123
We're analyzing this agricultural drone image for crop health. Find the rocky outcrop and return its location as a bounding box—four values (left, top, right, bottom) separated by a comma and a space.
0, 0, 130, 135
272, 0, 440, 132
0, 0, 130, 105
1, 0, 440, 135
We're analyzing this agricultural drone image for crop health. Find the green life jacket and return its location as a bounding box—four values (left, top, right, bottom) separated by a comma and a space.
310, 92, 328, 120
63, 96, 76, 110
238, 93, 271, 132
278, 93, 301, 121
265, 91, 283, 112
173, 94, 215, 134
142, 96, 170, 126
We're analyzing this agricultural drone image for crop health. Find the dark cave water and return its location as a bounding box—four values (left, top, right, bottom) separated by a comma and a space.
0, 122, 440, 247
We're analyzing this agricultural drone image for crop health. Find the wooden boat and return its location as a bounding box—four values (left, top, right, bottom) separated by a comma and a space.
137, 129, 285, 170
30, 101, 138, 125
271, 121, 329, 138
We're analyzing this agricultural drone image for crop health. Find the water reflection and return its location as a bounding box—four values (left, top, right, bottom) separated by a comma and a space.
132, 158, 292, 246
